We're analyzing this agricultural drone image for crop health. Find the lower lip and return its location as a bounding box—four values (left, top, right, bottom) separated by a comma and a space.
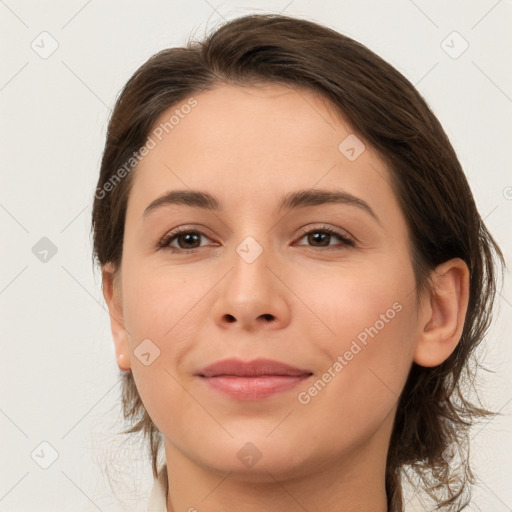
199, 375, 311, 400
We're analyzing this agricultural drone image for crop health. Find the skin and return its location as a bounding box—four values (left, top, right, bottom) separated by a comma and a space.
102, 83, 470, 511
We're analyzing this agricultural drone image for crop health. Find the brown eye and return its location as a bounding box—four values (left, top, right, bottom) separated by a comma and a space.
157, 225, 355, 254
158, 229, 212, 251
296, 226, 355, 249
305, 231, 331, 247
173, 232, 202, 249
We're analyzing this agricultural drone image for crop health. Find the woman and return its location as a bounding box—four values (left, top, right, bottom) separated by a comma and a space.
91, 13, 505, 512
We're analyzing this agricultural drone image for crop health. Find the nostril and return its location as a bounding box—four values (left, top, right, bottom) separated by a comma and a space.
222, 313, 274, 323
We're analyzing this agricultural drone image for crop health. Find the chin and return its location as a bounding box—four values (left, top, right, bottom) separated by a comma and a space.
187, 437, 312, 482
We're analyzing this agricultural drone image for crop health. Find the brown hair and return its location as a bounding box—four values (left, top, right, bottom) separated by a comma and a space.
91, 13, 505, 510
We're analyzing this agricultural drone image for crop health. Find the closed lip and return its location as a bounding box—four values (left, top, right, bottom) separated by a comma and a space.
196, 358, 313, 378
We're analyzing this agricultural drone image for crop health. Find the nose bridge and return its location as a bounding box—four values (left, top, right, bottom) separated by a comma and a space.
235, 233, 267, 267
228, 210, 274, 277
229, 232, 273, 298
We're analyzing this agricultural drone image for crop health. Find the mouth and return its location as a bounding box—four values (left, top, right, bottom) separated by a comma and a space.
197, 357, 313, 378
196, 358, 313, 400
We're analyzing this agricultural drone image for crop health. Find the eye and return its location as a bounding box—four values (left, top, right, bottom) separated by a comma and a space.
157, 224, 355, 253
295, 225, 355, 250
158, 227, 215, 252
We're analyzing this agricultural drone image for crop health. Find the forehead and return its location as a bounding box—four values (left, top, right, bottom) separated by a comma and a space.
157, 83, 347, 156
126, 83, 395, 220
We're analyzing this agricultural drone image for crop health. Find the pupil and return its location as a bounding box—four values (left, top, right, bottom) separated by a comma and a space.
182, 233, 199, 248
310, 232, 328, 246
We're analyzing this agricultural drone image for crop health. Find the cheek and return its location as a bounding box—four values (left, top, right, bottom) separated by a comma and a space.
308, 299, 416, 452
293, 257, 418, 421
122, 262, 207, 341
292, 252, 418, 354
118, 265, 200, 417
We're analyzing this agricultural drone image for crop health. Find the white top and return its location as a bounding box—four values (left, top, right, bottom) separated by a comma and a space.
147, 465, 168, 512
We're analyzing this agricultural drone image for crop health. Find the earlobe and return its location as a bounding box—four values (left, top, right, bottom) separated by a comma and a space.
102, 263, 131, 372
413, 258, 470, 368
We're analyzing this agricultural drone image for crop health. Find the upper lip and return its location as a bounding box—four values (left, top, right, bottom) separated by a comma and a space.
197, 358, 313, 378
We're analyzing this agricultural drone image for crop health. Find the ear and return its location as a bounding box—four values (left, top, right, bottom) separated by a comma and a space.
102, 262, 131, 371
413, 258, 470, 367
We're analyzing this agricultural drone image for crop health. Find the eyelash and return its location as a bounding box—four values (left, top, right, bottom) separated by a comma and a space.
157, 225, 356, 253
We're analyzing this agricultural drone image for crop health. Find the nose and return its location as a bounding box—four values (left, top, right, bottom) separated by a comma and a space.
212, 238, 291, 332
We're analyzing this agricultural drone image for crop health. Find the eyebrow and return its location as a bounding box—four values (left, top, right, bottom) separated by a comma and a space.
143, 189, 382, 226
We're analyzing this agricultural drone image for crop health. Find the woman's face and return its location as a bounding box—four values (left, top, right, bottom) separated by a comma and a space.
110, 83, 425, 480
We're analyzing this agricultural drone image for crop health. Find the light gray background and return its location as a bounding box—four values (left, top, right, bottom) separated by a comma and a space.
1, 1, 511, 511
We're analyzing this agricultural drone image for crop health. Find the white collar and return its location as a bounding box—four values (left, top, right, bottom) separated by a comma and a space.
147, 465, 168, 512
